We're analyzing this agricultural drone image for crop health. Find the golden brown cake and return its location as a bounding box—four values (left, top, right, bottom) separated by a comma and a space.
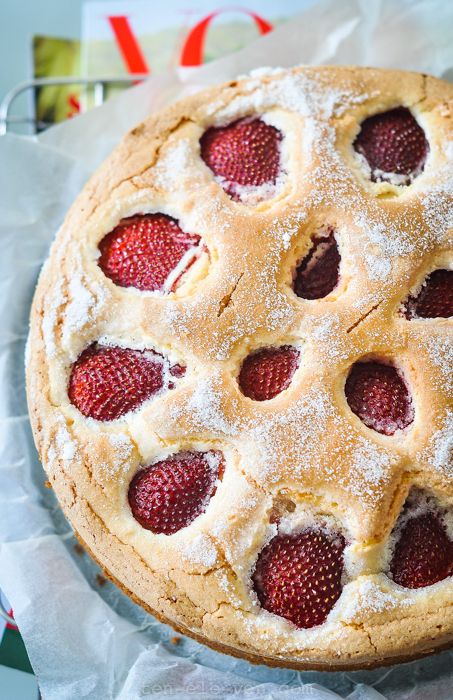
27, 66, 453, 670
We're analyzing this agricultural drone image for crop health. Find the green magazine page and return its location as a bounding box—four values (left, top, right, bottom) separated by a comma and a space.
33, 36, 81, 128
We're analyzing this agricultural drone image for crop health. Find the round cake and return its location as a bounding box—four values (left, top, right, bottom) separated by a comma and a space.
27, 66, 453, 670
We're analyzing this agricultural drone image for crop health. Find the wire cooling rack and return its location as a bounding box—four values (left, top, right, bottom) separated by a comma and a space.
0, 75, 149, 135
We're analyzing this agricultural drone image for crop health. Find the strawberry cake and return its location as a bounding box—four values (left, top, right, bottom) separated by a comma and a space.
27, 66, 453, 669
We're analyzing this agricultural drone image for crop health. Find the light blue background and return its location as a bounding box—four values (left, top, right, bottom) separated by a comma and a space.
0, 0, 84, 101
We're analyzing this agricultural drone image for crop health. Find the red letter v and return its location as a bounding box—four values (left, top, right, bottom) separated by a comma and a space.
108, 16, 150, 75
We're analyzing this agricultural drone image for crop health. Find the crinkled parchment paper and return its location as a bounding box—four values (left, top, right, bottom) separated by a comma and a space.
1, 1, 453, 698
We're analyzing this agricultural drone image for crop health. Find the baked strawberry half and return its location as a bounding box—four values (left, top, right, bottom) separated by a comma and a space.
128, 450, 224, 534
200, 117, 282, 200
390, 502, 453, 588
293, 230, 340, 300
252, 529, 345, 628
98, 213, 201, 292
354, 107, 428, 184
239, 346, 300, 401
345, 361, 414, 435
403, 269, 453, 319
68, 344, 183, 421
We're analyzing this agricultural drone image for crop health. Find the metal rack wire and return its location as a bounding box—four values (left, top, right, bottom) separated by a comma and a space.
0, 75, 149, 135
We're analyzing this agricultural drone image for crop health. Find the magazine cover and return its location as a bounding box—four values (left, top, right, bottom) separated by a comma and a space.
32, 1, 312, 127
82, 0, 313, 75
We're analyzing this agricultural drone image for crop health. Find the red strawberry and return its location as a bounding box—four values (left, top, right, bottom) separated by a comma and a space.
68, 344, 179, 421
128, 451, 224, 534
239, 346, 300, 401
293, 230, 340, 300
345, 361, 414, 435
169, 363, 186, 378
390, 511, 453, 588
252, 530, 345, 628
404, 269, 453, 319
354, 107, 428, 183
98, 214, 201, 292
200, 118, 282, 199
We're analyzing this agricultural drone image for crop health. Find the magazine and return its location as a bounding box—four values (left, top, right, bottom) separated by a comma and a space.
32, 1, 313, 127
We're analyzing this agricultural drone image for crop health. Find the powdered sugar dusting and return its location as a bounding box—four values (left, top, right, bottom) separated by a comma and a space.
269, 210, 307, 251
348, 438, 392, 497
363, 253, 392, 281
162, 304, 191, 337
48, 418, 79, 469
204, 450, 222, 472
181, 532, 218, 568
217, 72, 373, 125
103, 432, 134, 477
164, 255, 296, 361
418, 410, 453, 475
341, 578, 413, 622
309, 314, 348, 362
42, 276, 65, 358
154, 138, 192, 191
217, 176, 282, 206
56, 424, 77, 461
214, 570, 243, 607
352, 292, 380, 312
421, 147, 453, 240
423, 335, 453, 391
171, 374, 238, 436
62, 273, 107, 350
244, 386, 334, 479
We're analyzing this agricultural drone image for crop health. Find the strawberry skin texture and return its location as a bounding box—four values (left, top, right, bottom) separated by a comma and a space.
354, 107, 428, 183
293, 231, 340, 300
128, 451, 224, 534
252, 530, 345, 629
200, 118, 282, 198
390, 512, 453, 589
68, 345, 176, 421
404, 269, 453, 319
98, 213, 200, 292
239, 346, 300, 401
345, 361, 414, 435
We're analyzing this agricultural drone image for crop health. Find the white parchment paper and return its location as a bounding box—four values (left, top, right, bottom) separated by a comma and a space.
1, 1, 453, 698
